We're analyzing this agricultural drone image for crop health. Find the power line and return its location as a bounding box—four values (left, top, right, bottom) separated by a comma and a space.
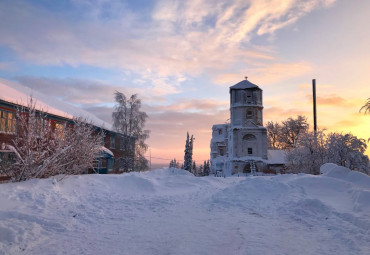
144, 155, 209, 163
150, 156, 182, 161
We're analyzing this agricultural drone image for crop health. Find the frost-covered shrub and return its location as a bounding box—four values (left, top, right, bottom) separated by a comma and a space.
2, 98, 103, 182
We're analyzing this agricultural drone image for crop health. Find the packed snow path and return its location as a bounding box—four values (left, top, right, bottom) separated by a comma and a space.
0, 166, 369, 255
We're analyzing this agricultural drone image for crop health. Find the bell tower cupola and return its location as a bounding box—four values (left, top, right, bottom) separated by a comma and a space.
229, 77, 263, 127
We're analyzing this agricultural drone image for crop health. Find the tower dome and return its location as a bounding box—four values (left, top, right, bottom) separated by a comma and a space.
229, 78, 263, 126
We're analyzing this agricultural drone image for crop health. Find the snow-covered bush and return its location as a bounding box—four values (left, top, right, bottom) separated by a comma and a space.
1, 98, 103, 182
57, 117, 104, 177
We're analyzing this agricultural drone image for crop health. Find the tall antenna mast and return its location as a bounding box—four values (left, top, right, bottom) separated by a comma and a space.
312, 79, 317, 133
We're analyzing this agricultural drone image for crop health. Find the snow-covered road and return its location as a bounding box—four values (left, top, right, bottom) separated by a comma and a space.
0, 166, 369, 255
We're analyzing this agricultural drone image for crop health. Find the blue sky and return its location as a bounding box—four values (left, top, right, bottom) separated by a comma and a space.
1, 0, 369, 165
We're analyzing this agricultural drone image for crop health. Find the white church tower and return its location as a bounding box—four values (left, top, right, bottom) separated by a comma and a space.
210, 77, 268, 175
229, 77, 268, 173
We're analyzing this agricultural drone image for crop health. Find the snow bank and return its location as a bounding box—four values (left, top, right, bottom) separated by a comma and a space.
319, 162, 338, 174
0, 168, 369, 255
145, 167, 194, 177
321, 163, 370, 188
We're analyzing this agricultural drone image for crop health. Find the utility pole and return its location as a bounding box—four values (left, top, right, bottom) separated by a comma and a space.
312, 79, 317, 133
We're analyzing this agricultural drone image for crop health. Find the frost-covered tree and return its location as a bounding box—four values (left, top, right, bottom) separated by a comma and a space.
286, 130, 327, 175
266, 121, 281, 149
183, 132, 194, 172
280, 115, 309, 149
192, 161, 197, 174
266, 116, 309, 150
198, 164, 203, 176
203, 160, 210, 176
1, 98, 103, 182
175, 159, 180, 168
112, 92, 150, 171
326, 132, 369, 174
169, 158, 179, 168
360, 98, 370, 114
286, 130, 369, 175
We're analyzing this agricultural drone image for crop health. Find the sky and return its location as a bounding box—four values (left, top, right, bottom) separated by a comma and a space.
0, 0, 370, 167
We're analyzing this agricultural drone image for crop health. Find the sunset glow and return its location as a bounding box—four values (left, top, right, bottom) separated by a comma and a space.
0, 0, 369, 167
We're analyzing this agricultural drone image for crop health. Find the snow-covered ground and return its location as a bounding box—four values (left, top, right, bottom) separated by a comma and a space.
0, 165, 369, 255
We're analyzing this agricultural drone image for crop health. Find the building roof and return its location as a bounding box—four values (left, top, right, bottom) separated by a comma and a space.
267, 150, 286, 164
0, 80, 113, 131
212, 124, 229, 129
230, 79, 261, 90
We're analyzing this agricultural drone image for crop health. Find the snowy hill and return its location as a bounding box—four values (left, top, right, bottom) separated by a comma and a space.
0, 166, 369, 255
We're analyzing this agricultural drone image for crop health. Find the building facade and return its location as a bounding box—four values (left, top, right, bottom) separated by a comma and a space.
0, 98, 135, 178
210, 78, 278, 175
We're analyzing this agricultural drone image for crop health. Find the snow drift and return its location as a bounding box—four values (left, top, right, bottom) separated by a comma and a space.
0, 166, 369, 255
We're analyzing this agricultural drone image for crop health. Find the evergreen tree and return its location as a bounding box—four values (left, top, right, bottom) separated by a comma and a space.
199, 164, 204, 176
204, 160, 210, 176
174, 159, 179, 168
202, 160, 208, 176
192, 161, 196, 174
184, 132, 189, 170
183, 132, 194, 172
169, 158, 178, 169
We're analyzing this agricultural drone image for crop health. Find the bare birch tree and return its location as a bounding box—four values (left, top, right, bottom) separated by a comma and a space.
112, 92, 149, 171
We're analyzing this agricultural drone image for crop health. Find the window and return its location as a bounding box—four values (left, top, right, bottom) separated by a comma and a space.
54, 122, 65, 138
247, 95, 252, 104
101, 134, 106, 146
0, 110, 16, 133
246, 110, 253, 119
110, 134, 116, 149
120, 136, 125, 150
219, 148, 225, 156
218, 129, 222, 135
248, 148, 253, 155
35, 117, 48, 135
